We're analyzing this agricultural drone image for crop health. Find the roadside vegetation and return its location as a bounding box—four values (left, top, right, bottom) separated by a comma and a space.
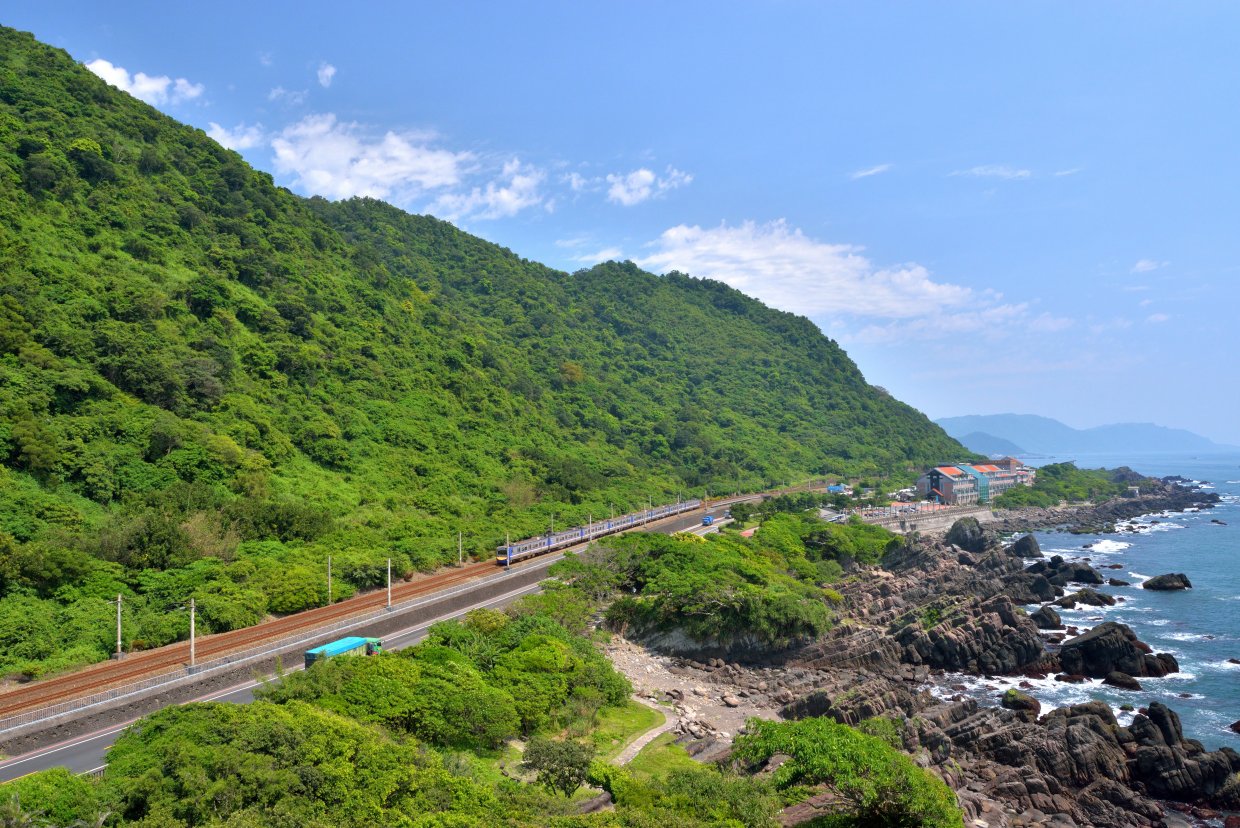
547, 503, 900, 650
993, 462, 1157, 508
3, 596, 959, 827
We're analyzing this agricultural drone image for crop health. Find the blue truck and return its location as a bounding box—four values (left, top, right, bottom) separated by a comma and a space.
304, 636, 383, 668
702, 515, 714, 526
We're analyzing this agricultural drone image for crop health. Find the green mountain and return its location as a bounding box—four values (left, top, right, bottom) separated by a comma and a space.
0, 26, 965, 675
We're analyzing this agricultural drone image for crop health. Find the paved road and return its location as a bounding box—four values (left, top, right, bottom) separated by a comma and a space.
0, 500, 741, 783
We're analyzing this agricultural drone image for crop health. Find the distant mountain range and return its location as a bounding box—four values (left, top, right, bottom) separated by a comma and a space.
937, 414, 1236, 456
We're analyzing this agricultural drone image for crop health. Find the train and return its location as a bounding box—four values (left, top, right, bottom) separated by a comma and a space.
496, 499, 703, 565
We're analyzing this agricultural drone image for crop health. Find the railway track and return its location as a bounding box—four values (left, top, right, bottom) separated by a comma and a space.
0, 482, 821, 721
0, 558, 498, 718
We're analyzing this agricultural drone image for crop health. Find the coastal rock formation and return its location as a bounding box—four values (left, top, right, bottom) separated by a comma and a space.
1054, 588, 1116, 608
945, 516, 988, 553
1000, 688, 1041, 720
635, 489, 1227, 826
1143, 572, 1193, 591
1010, 533, 1043, 558
1031, 605, 1063, 630
894, 595, 1047, 675
1102, 670, 1143, 690
1057, 622, 1179, 678
991, 485, 1221, 534
1027, 555, 1105, 587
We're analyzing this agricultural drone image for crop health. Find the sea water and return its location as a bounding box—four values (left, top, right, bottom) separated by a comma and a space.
933, 451, 1240, 751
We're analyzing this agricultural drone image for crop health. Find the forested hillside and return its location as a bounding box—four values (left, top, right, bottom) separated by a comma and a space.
0, 25, 965, 675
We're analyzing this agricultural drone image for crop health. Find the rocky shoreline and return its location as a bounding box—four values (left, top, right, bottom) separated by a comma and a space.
611, 482, 1236, 827
991, 482, 1221, 535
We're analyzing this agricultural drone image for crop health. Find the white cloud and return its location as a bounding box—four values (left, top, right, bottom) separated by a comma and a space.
268, 86, 308, 105
207, 122, 266, 151
85, 58, 204, 106
317, 62, 337, 88
636, 220, 990, 323
431, 158, 546, 220
1053, 167, 1083, 177
1147, 313, 1170, 323
1131, 259, 1168, 273
605, 166, 691, 206
951, 165, 1031, 180
271, 113, 470, 202
850, 163, 893, 180
259, 52, 273, 67
566, 172, 594, 192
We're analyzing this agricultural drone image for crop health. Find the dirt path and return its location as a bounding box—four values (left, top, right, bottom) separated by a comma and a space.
611, 696, 676, 765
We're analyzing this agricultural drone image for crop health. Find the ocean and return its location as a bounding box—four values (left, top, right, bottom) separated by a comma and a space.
936, 451, 1240, 751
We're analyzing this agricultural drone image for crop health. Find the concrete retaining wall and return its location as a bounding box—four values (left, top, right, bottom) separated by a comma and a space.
863, 505, 996, 535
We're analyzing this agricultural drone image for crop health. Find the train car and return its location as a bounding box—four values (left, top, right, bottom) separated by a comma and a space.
304, 636, 382, 669
496, 499, 702, 565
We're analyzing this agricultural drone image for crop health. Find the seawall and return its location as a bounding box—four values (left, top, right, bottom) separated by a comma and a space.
862, 504, 996, 535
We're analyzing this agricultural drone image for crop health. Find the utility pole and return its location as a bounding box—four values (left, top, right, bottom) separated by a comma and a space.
189, 597, 196, 670
115, 593, 123, 659
587, 513, 592, 538
386, 558, 392, 609
458, 531, 463, 567
505, 532, 511, 571
327, 555, 332, 605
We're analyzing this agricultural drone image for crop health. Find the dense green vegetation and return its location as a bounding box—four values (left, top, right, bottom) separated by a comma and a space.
993, 462, 1156, 508
733, 717, 963, 827
547, 511, 896, 649
258, 609, 630, 743
5, 600, 957, 826
0, 25, 963, 676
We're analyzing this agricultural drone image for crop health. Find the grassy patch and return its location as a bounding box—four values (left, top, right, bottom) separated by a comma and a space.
625, 731, 699, 780
590, 699, 665, 761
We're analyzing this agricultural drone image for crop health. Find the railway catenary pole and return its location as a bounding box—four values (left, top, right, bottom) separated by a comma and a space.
115, 593, 122, 659
327, 555, 332, 605
458, 531, 463, 567
189, 597, 196, 669
386, 558, 392, 609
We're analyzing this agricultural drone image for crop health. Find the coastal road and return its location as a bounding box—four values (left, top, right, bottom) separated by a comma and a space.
0, 580, 545, 783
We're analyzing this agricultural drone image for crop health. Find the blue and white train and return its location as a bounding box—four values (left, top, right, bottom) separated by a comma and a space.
496, 499, 702, 565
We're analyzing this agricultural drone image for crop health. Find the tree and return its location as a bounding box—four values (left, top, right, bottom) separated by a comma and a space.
733, 717, 962, 828
520, 736, 594, 796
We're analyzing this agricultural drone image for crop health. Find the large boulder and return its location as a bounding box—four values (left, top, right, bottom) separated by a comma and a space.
1143, 573, 1193, 591
1027, 555, 1105, 587
1011, 534, 1043, 558
1001, 687, 1041, 721
1031, 605, 1063, 630
1004, 572, 1059, 604
1055, 588, 1117, 609
1059, 622, 1179, 678
1103, 671, 1143, 691
946, 517, 988, 553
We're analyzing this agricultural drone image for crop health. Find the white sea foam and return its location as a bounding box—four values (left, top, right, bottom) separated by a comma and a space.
1089, 539, 1132, 554
1128, 572, 1150, 583
1147, 619, 1171, 626
1208, 659, 1240, 671
1160, 632, 1213, 642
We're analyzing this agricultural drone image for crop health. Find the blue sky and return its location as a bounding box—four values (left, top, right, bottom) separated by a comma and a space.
8, 3, 1240, 444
